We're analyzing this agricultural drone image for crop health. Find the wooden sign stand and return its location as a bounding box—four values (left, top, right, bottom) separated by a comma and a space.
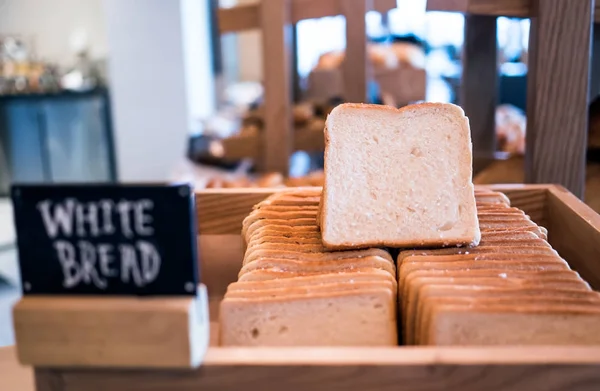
9, 184, 208, 370
12, 284, 209, 369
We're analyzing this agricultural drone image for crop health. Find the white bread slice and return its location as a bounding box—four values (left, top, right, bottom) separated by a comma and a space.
243, 248, 393, 265
219, 288, 397, 346
413, 286, 598, 345
229, 271, 396, 290
319, 102, 480, 249
224, 280, 395, 299
423, 301, 600, 346
238, 267, 392, 282
400, 269, 589, 310
239, 256, 396, 277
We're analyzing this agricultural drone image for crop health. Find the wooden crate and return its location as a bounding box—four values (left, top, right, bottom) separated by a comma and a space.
33, 184, 600, 391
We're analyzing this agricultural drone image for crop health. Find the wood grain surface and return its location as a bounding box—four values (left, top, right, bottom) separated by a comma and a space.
427, 0, 600, 21
547, 185, 600, 291
342, 0, 368, 103
461, 14, 497, 155
34, 347, 600, 391
218, 0, 397, 33
196, 188, 277, 234
13, 293, 209, 369
525, 0, 593, 198
260, 0, 293, 173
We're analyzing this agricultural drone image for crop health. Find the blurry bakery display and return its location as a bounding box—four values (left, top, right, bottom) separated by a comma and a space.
0, 34, 101, 96
495, 104, 526, 155
306, 40, 427, 106
314, 41, 426, 72
205, 170, 324, 189
476, 96, 600, 214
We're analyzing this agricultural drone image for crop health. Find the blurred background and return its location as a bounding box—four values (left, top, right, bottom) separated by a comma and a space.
0, 0, 584, 345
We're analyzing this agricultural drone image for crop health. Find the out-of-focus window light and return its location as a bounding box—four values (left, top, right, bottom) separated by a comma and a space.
521, 19, 530, 51
219, 0, 237, 8
366, 11, 386, 38
424, 12, 465, 48
388, 0, 427, 37
296, 16, 345, 78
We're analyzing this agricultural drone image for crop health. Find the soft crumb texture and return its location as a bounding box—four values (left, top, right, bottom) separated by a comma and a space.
320, 102, 480, 249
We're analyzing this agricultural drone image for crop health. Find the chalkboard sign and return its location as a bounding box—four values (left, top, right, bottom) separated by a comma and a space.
11, 184, 199, 296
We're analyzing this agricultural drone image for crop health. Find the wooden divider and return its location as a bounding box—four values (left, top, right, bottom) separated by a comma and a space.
427, 0, 600, 20
525, 0, 593, 198
260, 0, 293, 173
461, 15, 498, 155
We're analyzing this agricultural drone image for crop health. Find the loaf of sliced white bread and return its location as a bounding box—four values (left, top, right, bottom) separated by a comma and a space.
219, 188, 398, 346
399, 191, 600, 346
220, 101, 600, 347
319, 103, 480, 249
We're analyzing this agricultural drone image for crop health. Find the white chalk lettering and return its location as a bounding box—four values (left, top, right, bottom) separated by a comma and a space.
75, 203, 100, 237
117, 201, 135, 238
98, 243, 117, 277
134, 200, 154, 236
119, 244, 143, 286
54, 241, 81, 288
98, 200, 115, 235
78, 241, 107, 289
37, 199, 76, 238
137, 241, 161, 283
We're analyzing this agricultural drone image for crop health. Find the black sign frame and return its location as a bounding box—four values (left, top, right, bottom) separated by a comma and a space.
11, 183, 199, 297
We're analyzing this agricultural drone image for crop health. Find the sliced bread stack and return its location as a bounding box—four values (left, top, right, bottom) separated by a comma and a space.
219, 188, 398, 346
399, 190, 600, 346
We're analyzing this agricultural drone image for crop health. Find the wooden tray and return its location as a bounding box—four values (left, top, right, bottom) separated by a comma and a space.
34, 185, 600, 391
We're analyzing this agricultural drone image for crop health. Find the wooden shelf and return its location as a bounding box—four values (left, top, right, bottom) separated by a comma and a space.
219, 0, 396, 33
427, 0, 600, 22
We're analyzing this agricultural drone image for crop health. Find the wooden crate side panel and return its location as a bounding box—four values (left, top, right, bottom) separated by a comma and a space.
196, 189, 276, 235
547, 185, 600, 290
34, 347, 600, 391
199, 235, 244, 296
474, 184, 548, 226
195, 186, 547, 235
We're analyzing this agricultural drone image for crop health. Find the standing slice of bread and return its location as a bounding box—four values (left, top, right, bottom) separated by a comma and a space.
319, 103, 480, 249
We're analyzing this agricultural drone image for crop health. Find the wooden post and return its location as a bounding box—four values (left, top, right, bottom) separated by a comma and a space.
460, 15, 498, 156
590, 24, 600, 100
260, 0, 293, 173
292, 24, 303, 103
342, 0, 369, 103
525, 0, 593, 198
